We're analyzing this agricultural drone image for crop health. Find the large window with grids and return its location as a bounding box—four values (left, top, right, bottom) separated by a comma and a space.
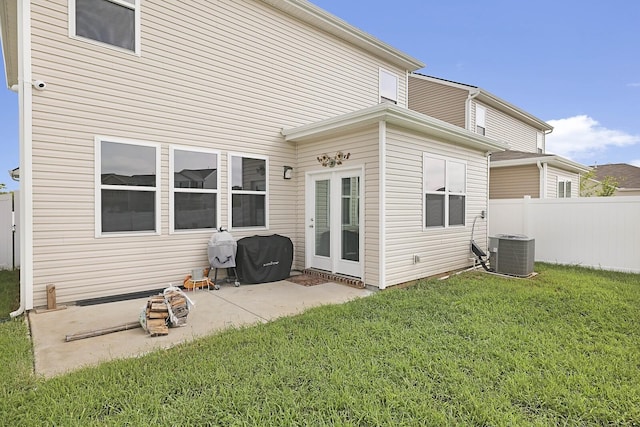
96, 137, 160, 235
229, 154, 268, 229
70, 0, 140, 53
170, 147, 220, 232
424, 154, 466, 228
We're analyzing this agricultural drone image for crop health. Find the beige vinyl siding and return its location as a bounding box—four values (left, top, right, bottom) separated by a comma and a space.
490, 165, 540, 199
295, 126, 381, 286
384, 126, 488, 287
408, 77, 467, 128
471, 100, 540, 152
616, 189, 640, 196
547, 166, 580, 198
28, 0, 406, 305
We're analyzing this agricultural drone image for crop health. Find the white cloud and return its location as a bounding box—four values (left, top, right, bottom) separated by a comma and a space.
545, 115, 640, 162
628, 83, 640, 87
631, 159, 640, 167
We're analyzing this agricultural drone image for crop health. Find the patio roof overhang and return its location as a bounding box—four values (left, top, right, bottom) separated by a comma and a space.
282, 104, 507, 154
491, 155, 591, 174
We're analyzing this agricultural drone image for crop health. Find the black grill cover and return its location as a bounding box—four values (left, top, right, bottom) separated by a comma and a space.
236, 235, 293, 284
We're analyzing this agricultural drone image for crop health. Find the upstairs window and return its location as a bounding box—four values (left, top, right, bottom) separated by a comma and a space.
170, 147, 220, 232
229, 154, 268, 229
558, 179, 572, 198
424, 155, 466, 228
475, 104, 486, 136
71, 0, 140, 53
536, 131, 544, 154
379, 68, 398, 104
96, 137, 160, 236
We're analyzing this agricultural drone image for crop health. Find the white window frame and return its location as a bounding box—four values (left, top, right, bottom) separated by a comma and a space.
69, 0, 141, 55
228, 153, 269, 231
558, 178, 572, 198
379, 68, 399, 104
423, 154, 467, 230
475, 104, 486, 136
95, 136, 161, 237
169, 146, 221, 234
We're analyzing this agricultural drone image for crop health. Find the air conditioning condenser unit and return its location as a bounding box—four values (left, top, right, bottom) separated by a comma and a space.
489, 234, 535, 277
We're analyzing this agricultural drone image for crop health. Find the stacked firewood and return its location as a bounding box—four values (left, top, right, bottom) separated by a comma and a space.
144, 296, 170, 336
142, 289, 190, 336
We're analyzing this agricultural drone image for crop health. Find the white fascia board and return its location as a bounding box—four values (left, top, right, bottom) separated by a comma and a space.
261, 0, 424, 71
490, 157, 551, 168
409, 73, 478, 92
282, 104, 387, 141
474, 91, 553, 132
548, 156, 591, 174
282, 104, 507, 154
492, 156, 591, 174
0, 0, 19, 88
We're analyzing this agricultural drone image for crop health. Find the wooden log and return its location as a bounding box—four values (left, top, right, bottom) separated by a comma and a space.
150, 303, 168, 312
148, 311, 169, 319
65, 322, 142, 342
46, 284, 57, 310
146, 318, 167, 328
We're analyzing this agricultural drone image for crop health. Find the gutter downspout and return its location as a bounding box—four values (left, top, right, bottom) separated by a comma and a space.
486, 151, 491, 247
11, 0, 33, 318
465, 90, 481, 131
378, 120, 387, 289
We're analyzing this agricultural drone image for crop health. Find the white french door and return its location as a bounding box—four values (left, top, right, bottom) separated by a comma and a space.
306, 168, 362, 278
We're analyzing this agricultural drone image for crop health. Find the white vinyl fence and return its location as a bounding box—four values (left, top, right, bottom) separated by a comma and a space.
0, 192, 19, 270
489, 196, 640, 274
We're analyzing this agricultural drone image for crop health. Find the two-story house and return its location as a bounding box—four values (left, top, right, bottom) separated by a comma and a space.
1, 0, 506, 310
408, 74, 589, 199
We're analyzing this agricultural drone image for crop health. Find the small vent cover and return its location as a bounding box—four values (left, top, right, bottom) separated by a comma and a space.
489, 235, 535, 277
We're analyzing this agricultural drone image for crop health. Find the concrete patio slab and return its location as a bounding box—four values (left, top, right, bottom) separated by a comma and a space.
28, 280, 371, 378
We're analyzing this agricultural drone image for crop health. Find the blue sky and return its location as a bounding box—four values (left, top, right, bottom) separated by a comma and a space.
1, 0, 639, 191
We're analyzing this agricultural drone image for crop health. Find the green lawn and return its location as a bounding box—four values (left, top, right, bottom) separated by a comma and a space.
0, 268, 19, 318
1, 264, 639, 425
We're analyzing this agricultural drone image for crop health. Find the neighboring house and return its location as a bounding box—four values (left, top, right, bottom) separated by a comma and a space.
489, 151, 589, 199
1, 0, 505, 310
590, 163, 640, 197
408, 74, 589, 199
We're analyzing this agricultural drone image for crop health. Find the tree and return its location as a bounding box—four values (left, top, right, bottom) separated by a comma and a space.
580, 170, 618, 197
598, 176, 618, 197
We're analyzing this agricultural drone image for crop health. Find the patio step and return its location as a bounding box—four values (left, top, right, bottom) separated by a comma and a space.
302, 269, 365, 289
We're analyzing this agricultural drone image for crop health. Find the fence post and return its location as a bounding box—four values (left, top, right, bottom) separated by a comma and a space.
523, 195, 531, 237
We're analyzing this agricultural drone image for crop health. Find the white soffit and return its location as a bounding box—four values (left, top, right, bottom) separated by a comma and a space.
0, 0, 18, 88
